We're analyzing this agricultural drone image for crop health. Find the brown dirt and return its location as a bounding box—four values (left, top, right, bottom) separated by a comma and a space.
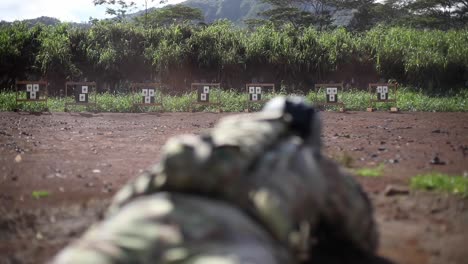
0, 111, 467, 264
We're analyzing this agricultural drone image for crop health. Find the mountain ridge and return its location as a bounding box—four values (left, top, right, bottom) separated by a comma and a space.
1, 0, 354, 27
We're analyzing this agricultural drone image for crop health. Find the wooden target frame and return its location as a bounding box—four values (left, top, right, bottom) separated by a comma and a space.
65, 81, 97, 112
314, 83, 346, 112
15, 80, 48, 111
245, 83, 275, 112
190, 83, 221, 112
367, 83, 398, 112
131, 83, 164, 112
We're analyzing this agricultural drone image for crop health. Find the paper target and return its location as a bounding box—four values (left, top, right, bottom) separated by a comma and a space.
29, 91, 37, 99
203, 86, 210, 94
255, 87, 262, 94
249, 86, 255, 94
33, 84, 39, 92
382, 86, 388, 93
141, 88, 155, 104
200, 93, 207, 101
26, 84, 33, 92
252, 94, 258, 101
377, 86, 382, 93
380, 93, 387, 100
82, 86, 88, 94
326, 87, 338, 95
79, 94, 86, 102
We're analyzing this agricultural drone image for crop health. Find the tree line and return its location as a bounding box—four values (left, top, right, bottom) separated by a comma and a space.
0, 0, 467, 94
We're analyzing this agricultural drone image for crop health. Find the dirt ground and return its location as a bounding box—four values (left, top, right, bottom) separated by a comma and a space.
0, 110, 467, 264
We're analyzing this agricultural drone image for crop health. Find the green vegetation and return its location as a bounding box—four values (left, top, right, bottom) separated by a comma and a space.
1, 20, 467, 95
410, 172, 468, 197
3, 87, 464, 112
32, 190, 50, 199
354, 164, 384, 177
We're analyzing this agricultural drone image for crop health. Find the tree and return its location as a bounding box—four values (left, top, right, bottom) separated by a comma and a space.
0, 23, 43, 89
93, 0, 136, 21
376, 0, 468, 29
135, 4, 204, 28
258, 0, 364, 30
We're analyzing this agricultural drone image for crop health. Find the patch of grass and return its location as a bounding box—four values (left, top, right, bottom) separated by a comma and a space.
0, 87, 466, 112
410, 172, 468, 197
32, 190, 50, 199
354, 164, 384, 177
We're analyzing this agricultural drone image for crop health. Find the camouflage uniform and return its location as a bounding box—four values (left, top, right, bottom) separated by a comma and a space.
52, 97, 378, 264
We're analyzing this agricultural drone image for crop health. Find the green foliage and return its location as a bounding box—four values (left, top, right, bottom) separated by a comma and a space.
364, 26, 468, 86
354, 164, 384, 177
93, 0, 137, 21
36, 24, 78, 78
1, 88, 466, 112
259, 0, 355, 30
0, 22, 43, 88
1, 21, 468, 92
135, 4, 204, 28
411, 172, 468, 197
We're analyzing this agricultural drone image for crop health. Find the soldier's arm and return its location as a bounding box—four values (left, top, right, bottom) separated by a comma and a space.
107, 97, 318, 216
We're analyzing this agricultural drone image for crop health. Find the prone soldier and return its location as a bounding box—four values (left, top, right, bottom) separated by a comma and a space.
52, 97, 387, 264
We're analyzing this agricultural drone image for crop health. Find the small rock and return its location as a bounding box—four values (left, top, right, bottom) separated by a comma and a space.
86, 182, 95, 188
92, 169, 101, 173
384, 185, 410, 196
11, 175, 18, 181
388, 159, 399, 164
378, 147, 387, 151
36, 232, 44, 240
432, 129, 441, 133
14, 154, 22, 163
430, 156, 446, 165
59, 187, 65, 192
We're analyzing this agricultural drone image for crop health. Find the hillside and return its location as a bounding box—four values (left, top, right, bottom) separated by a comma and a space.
0, 0, 354, 28
183, 0, 270, 25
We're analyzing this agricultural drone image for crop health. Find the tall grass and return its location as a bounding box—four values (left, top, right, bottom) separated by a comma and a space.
1, 88, 466, 112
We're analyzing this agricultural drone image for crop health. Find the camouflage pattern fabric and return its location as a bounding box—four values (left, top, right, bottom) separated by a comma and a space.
52, 97, 378, 264
53, 193, 292, 264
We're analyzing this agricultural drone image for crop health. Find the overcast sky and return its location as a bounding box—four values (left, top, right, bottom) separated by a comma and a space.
0, 0, 186, 23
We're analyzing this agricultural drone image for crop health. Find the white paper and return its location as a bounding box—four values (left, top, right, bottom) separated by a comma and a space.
327, 88, 337, 95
